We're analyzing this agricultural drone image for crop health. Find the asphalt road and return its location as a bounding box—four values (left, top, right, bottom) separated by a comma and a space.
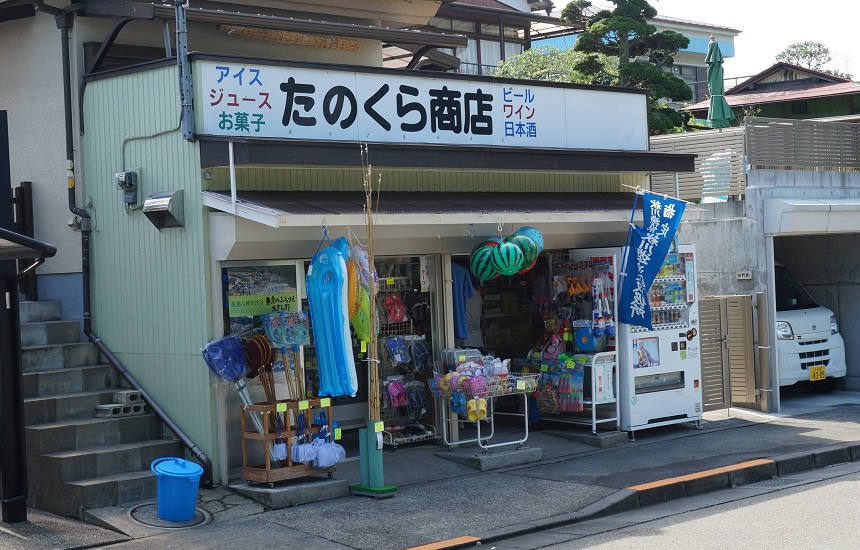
490, 461, 860, 549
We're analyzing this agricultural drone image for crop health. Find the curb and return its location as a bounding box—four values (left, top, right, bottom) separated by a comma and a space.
426, 443, 860, 550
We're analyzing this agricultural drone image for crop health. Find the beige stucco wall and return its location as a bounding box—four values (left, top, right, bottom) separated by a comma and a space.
1, 13, 82, 276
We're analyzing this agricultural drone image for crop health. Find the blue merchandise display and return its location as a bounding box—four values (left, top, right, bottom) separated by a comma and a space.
306, 247, 358, 397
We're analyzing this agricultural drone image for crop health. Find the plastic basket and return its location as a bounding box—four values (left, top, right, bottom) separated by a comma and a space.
428, 373, 539, 400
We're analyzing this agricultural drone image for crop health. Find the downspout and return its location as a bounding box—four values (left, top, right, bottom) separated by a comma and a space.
175, 0, 195, 140
55, 5, 213, 487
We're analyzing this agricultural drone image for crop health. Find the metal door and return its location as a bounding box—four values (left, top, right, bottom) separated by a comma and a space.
699, 295, 758, 411
699, 297, 730, 411
725, 294, 758, 406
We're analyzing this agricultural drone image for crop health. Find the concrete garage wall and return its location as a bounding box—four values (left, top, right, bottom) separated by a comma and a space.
745, 169, 860, 391
676, 201, 763, 298
775, 234, 860, 390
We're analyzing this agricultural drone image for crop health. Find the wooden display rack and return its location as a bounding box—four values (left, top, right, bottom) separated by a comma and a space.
241, 397, 335, 485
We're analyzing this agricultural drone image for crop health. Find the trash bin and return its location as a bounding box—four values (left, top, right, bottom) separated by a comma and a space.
150, 457, 203, 522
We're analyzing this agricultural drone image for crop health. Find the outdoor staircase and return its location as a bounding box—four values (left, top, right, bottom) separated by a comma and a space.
20, 300, 183, 519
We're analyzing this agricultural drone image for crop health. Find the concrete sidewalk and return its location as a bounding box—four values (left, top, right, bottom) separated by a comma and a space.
3, 390, 860, 550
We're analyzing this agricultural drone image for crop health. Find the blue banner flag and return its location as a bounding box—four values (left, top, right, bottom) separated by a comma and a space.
618, 192, 686, 329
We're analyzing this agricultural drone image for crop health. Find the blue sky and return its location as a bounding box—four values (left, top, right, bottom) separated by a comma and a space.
557, 1, 857, 80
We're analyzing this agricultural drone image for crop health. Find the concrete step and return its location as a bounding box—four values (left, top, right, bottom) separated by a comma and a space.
20, 319, 81, 346
22, 341, 100, 372
22, 364, 118, 399
19, 300, 62, 323
39, 440, 184, 483
25, 414, 164, 456
24, 390, 117, 426
32, 470, 159, 518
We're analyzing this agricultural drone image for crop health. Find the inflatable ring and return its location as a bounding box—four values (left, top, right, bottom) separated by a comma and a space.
350, 287, 371, 343
347, 259, 361, 319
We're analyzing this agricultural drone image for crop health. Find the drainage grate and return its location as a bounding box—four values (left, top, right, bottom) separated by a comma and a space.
739, 478, 803, 488
128, 503, 210, 528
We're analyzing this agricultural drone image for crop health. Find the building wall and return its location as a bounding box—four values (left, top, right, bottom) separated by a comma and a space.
81, 65, 219, 474
749, 95, 860, 120
676, 200, 759, 298
73, 17, 384, 69
0, 7, 387, 324
0, 14, 81, 277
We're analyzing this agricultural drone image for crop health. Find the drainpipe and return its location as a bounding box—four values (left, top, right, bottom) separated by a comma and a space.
175, 0, 195, 140
55, 5, 213, 487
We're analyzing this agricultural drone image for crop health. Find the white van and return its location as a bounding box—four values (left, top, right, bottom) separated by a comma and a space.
774, 263, 846, 390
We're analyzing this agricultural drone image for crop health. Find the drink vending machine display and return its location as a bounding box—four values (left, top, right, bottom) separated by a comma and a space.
617, 244, 702, 436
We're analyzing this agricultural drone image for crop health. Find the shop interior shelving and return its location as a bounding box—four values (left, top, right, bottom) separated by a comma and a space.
377, 271, 436, 449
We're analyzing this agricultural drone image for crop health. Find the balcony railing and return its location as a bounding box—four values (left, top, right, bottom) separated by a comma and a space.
745, 117, 860, 172
649, 116, 860, 202
650, 126, 746, 202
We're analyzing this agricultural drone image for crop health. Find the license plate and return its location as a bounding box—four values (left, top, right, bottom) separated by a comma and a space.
808, 365, 826, 382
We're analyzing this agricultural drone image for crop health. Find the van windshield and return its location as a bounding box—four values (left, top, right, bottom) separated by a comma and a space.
775, 266, 819, 311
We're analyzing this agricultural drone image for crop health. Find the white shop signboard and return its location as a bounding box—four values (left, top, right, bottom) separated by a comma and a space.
196, 60, 648, 151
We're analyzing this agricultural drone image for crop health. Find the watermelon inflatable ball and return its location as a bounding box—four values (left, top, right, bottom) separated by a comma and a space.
504, 234, 538, 267
470, 245, 499, 281
471, 237, 501, 256
515, 226, 544, 254
491, 242, 525, 276
517, 256, 538, 275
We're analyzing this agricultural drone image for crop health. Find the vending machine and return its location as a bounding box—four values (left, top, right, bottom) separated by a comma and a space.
617, 244, 703, 435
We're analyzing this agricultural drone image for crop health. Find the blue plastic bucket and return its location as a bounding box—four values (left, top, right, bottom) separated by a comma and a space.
150, 457, 203, 522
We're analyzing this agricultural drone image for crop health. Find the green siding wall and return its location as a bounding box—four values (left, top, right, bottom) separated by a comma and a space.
81, 66, 219, 476
203, 166, 630, 193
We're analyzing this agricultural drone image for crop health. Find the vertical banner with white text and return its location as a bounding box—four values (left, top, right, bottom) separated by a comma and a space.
619, 193, 686, 329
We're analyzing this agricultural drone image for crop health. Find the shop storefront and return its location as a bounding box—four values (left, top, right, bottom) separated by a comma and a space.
82, 53, 694, 485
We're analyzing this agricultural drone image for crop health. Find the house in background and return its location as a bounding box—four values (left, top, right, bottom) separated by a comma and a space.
533, 14, 740, 104
384, 0, 581, 75
686, 62, 860, 122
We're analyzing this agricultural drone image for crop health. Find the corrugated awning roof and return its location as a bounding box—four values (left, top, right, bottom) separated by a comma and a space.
203, 190, 650, 228
200, 139, 695, 173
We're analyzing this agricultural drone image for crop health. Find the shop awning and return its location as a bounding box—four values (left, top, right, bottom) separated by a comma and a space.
200, 139, 695, 173
764, 198, 860, 235
203, 190, 648, 229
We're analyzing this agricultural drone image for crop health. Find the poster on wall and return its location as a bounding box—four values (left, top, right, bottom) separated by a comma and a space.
222, 263, 299, 337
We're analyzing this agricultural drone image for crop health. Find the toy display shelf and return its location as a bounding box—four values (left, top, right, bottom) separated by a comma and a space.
536, 351, 620, 434
430, 373, 539, 452
240, 397, 335, 485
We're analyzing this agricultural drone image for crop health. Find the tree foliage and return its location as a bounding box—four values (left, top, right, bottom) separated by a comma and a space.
492, 45, 615, 85
560, 0, 692, 134
822, 68, 854, 80
775, 41, 831, 70
775, 41, 853, 80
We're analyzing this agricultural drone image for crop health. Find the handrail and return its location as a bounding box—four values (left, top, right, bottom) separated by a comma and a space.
86, 329, 214, 488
